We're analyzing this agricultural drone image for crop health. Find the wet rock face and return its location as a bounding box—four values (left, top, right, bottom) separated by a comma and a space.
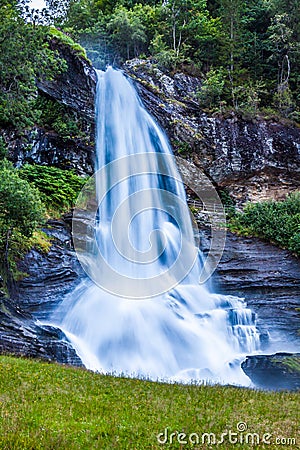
242, 353, 300, 391
124, 59, 201, 104
37, 39, 97, 122
0, 296, 83, 367
124, 59, 300, 204
196, 117, 300, 203
200, 229, 300, 389
0, 220, 84, 365
17, 219, 84, 318
7, 126, 94, 176
203, 230, 300, 353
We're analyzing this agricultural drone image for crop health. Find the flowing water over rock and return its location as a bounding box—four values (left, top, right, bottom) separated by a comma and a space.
49, 68, 261, 385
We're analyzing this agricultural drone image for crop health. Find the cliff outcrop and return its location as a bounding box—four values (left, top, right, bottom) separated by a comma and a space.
4, 40, 97, 175
124, 59, 300, 204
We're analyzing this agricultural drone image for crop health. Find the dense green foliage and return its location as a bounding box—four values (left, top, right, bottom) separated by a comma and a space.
43, 0, 300, 119
0, 160, 45, 286
0, 161, 85, 287
1, 0, 299, 129
0, 1, 66, 130
0, 355, 299, 449
19, 164, 87, 212
229, 193, 300, 256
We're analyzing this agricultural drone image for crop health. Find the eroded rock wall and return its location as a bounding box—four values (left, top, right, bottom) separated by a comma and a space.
124, 59, 300, 204
36, 38, 97, 122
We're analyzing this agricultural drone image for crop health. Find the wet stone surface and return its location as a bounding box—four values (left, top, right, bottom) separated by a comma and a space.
0, 220, 84, 365
242, 353, 300, 391
203, 229, 300, 389
208, 230, 300, 353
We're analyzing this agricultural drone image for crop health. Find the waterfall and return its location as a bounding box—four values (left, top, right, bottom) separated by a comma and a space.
50, 67, 260, 385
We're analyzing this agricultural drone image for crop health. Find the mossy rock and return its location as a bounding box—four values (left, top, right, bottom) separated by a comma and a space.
242, 352, 300, 391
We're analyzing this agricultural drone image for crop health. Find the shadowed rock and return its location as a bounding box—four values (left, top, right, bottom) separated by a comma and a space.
124, 59, 300, 205
242, 353, 300, 391
0, 220, 84, 366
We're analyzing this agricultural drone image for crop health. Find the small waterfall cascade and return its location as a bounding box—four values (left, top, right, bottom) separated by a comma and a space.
50, 67, 260, 385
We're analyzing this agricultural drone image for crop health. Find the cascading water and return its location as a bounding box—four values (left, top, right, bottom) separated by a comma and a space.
50, 67, 260, 385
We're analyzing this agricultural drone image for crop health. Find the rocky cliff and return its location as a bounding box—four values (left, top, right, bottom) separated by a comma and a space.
37, 38, 97, 121
124, 59, 300, 205
4, 39, 97, 175
0, 52, 299, 388
6, 52, 300, 194
0, 218, 84, 365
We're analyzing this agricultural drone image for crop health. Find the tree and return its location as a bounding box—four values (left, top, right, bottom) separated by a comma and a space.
197, 67, 226, 109
268, 0, 300, 41
0, 0, 66, 130
63, 0, 98, 32
45, 0, 70, 24
217, 0, 253, 109
185, 1, 221, 70
107, 5, 146, 60
218, 0, 246, 75
267, 14, 293, 91
161, 0, 211, 59
265, 11, 300, 116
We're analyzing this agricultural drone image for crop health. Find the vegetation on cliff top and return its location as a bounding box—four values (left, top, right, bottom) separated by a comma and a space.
1, 0, 300, 127
0, 1, 67, 131
0, 355, 299, 449
46, 0, 300, 121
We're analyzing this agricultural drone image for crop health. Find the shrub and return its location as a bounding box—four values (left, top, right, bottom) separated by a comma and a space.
229, 193, 300, 256
197, 68, 226, 110
219, 189, 236, 218
0, 160, 45, 287
19, 164, 87, 213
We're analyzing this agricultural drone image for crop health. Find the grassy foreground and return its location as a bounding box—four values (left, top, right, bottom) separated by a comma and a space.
0, 356, 299, 449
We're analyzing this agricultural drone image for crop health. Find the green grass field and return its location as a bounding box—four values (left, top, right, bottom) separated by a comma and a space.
0, 356, 299, 449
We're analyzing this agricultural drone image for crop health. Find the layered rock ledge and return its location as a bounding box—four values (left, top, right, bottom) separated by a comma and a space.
0, 220, 83, 365
124, 59, 300, 205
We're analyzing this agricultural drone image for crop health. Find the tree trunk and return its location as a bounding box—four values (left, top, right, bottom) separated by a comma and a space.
172, 20, 177, 52
230, 15, 234, 73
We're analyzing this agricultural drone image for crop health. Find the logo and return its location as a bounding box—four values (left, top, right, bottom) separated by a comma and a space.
72, 153, 226, 299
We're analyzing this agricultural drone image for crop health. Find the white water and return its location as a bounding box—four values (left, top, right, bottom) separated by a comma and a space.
51, 67, 260, 385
